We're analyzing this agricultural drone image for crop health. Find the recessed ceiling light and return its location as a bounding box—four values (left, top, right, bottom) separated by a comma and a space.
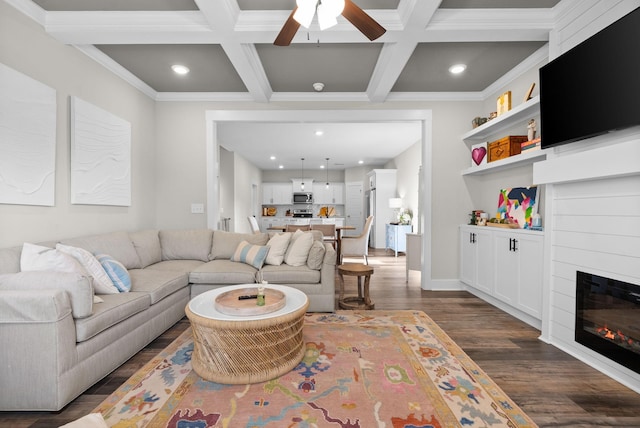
171, 64, 190, 75
449, 64, 466, 75
358, 160, 364, 164
320, 165, 325, 169
315, 130, 324, 136
278, 165, 284, 169
270, 155, 276, 160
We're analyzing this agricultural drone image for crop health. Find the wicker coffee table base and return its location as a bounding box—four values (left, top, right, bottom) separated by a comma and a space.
185, 299, 309, 384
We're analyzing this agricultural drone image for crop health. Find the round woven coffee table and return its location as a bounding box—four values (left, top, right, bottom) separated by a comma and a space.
186, 284, 309, 384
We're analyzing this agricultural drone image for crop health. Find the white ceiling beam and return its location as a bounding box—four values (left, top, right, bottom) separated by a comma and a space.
366, 0, 441, 103
41, 8, 552, 45
194, 0, 271, 102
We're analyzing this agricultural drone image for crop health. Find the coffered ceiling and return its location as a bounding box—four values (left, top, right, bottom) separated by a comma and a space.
14, 0, 561, 101
6, 0, 563, 170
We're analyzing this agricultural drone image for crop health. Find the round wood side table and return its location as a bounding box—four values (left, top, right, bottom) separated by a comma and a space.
337, 263, 375, 310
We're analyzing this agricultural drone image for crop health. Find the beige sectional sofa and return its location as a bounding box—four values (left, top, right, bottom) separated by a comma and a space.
0, 228, 335, 411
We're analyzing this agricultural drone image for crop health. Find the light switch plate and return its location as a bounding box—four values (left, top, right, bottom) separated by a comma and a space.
191, 203, 204, 214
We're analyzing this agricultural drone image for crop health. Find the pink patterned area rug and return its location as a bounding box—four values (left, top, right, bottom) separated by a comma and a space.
94, 310, 537, 427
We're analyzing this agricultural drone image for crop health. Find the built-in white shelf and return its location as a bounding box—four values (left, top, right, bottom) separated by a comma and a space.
462, 96, 540, 142
462, 149, 548, 176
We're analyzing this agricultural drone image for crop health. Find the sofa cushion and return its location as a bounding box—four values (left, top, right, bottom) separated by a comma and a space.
75, 291, 150, 342
231, 241, 269, 269
265, 232, 291, 266
60, 231, 142, 269
159, 229, 213, 262
95, 254, 131, 292
209, 230, 269, 260
55, 244, 119, 294
145, 259, 206, 273
259, 264, 321, 284
129, 230, 162, 268
284, 230, 314, 267
189, 260, 257, 285
0, 271, 94, 318
306, 240, 326, 270
128, 269, 189, 304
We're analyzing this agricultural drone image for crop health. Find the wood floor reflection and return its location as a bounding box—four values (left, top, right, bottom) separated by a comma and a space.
3, 248, 640, 427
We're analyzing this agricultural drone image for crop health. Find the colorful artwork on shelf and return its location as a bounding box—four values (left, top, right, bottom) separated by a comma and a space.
497, 186, 538, 229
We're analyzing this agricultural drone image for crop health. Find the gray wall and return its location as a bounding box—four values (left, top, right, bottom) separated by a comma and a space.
0, 3, 157, 248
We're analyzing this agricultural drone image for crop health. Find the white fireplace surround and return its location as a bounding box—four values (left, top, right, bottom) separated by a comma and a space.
533, 128, 640, 393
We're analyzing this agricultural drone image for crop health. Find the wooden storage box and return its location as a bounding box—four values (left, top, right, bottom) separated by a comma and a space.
487, 135, 528, 162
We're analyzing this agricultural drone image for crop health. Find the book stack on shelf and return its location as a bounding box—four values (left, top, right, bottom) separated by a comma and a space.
521, 137, 541, 152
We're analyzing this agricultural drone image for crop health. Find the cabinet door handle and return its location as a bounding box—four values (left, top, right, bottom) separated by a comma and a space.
509, 238, 514, 251
513, 238, 518, 252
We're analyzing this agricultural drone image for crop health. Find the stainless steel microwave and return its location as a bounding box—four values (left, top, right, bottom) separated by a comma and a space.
293, 192, 313, 204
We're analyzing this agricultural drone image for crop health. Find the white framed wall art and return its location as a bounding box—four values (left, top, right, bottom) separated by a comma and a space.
70, 96, 131, 206
0, 63, 56, 206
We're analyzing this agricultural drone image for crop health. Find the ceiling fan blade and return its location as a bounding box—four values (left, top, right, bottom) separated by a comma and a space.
341, 0, 386, 41
274, 8, 301, 46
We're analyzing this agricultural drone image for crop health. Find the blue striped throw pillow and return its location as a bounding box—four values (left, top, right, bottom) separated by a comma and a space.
230, 240, 270, 269
95, 253, 132, 292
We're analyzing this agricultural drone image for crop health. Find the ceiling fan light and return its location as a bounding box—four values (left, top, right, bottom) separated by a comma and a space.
294, 0, 316, 28
317, 2, 339, 30
324, 0, 345, 16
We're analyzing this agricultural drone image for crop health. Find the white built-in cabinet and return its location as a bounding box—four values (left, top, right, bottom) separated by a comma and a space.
460, 225, 544, 327
459, 226, 494, 295
492, 229, 544, 319
312, 182, 345, 205
262, 183, 292, 205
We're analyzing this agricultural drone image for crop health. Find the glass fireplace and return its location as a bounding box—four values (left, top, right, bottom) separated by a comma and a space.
575, 271, 640, 374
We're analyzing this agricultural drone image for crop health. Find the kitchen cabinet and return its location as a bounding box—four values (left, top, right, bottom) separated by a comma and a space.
385, 224, 412, 257
459, 225, 493, 295
262, 183, 292, 205
312, 182, 345, 205
459, 225, 543, 326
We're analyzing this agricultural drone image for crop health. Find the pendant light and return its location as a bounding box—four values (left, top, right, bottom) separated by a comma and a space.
300, 158, 305, 191
325, 158, 330, 189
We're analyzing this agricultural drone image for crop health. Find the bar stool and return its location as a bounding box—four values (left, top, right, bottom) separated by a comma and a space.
337, 263, 375, 310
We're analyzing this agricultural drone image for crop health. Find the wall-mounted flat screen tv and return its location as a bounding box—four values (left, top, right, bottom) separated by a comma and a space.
539, 6, 640, 149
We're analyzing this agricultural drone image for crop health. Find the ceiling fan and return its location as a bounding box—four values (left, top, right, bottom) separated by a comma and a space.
274, 0, 386, 46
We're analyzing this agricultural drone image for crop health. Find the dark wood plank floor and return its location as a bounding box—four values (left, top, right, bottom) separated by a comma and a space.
3, 249, 640, 427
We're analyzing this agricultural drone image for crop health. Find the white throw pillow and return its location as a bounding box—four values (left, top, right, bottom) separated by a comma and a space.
56, 243, 119, 294
265, 232, 292, 265
284, 230, 314, 267
20, 243, 87, 274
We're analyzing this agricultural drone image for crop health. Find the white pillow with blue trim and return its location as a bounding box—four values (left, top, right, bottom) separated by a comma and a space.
95, 253, 131, 292
230, 240, 270, 269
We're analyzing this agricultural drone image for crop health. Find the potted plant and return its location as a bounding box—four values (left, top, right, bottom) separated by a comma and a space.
399, 208, 413, 225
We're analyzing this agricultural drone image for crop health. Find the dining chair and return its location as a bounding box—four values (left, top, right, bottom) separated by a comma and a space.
247, 216, 261, 234
340, 215, 374, 265
285, 224, 310, 232
310, 224, 337, 248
